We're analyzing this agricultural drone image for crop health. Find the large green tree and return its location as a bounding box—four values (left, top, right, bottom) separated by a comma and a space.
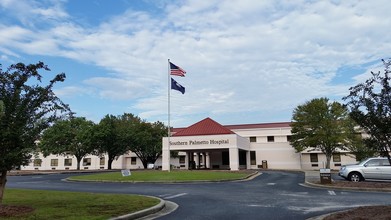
0, 100, 4, 115
0, 62, 69, 204
343, 59, 391, 163
93, 114, 136, 170
94, 113, 166, 169
130, 120, 167, 169
39, 117, 96, 170
290, 97, 359, 168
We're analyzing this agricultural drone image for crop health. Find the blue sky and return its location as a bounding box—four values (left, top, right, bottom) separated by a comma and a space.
1, 0, 390, 127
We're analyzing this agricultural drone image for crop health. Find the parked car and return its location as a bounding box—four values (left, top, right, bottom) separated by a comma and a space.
339, 157, 391, 182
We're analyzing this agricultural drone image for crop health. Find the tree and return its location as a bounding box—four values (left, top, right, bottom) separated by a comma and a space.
0, 62, 69, 204
290, 97, 360, 168
0, 100, 4, 116
94, 114, 133, 170
343, 59, 391, 163
93, 113, 166, 169
39, 117, 95, 170
130, 120, 167, 169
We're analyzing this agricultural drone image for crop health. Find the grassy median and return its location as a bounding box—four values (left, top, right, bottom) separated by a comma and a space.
69, 170, 253, 182
2, 189, 159, 220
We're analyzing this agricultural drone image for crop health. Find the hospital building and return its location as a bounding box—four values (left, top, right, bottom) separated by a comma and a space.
22, 117, 357, 171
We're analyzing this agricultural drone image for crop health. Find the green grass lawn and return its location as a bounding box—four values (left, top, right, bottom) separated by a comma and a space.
69, 170, 253, 182
2, 189, 159, 220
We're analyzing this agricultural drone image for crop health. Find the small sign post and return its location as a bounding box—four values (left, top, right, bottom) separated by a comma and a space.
121, 169, 131, 177
320, 168, 331, 184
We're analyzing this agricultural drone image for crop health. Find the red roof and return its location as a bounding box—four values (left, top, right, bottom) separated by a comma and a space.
172, 119, 291, 135
172, 117, 235, 136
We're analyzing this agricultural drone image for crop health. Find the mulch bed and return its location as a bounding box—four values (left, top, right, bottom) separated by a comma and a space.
0, 205, 35, 217
324, 205, 391, 220
317, 180, 391, 219
322, 180, 391, 189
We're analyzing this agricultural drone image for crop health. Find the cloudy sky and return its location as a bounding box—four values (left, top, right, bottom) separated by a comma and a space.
1, 0, 390, 127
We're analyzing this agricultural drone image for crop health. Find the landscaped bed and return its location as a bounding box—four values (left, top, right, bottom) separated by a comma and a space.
1, 189, 159, 219
68, 170, 256, 182
324, 205, 391, 220
312, 179, 391, 219
316, 180, 391, 190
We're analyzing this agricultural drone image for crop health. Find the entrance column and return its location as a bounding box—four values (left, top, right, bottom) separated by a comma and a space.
194, 153, 199, 169
229, 148, 239, 171
203, 152, 207, 169
162, 149, 170, 171
185, 151, 190, 169
197, 152, 201, 169
189, 151, 194, 170
206, 152, 210, 169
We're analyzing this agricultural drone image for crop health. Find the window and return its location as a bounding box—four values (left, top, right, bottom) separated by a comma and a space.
267, 136, 274, 142
131, 157, 137, 165
222, 151, 229, 165
179, 156, 185, 164
287, 135, 292, 142
64, 159, 72, 166
382, 159, 391, 166
310, 154, 318, 163
50, 159, 58, 166
250, 151, 256, 165
365, 159, 382, 167
333, 153, 341, 162
33, 159, 42, 167
83, 158, 91, 166
249, 137, 257, 142
100, 157, 105, 166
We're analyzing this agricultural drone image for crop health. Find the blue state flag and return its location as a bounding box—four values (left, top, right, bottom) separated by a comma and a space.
171, 78, 185, 94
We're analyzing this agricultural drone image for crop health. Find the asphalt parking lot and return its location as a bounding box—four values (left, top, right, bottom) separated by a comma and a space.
7, 170, 391, 219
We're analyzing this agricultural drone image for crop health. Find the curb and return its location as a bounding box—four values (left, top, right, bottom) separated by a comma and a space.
65, 170, 260, 184
109, 196, 165, 220
306, 209, 349, 220
8, 170, 118, 176
303, 180, 391, 193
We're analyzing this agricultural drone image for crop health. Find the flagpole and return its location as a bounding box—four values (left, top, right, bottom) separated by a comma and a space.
167, 59, 171, 172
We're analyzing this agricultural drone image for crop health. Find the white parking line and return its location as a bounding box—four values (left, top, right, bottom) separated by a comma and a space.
158, 194, 171, 197
164, 193, 188, 199
267, 183, 276, 185
328, 190, 336, 195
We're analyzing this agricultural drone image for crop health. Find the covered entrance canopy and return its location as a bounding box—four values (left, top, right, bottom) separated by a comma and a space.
162, 118, 250, 171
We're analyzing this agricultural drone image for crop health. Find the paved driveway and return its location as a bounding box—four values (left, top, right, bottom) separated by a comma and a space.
7, 170, 391, 219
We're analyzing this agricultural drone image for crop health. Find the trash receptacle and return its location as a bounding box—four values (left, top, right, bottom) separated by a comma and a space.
262, 160, 268, 169
320, 168, 331, 184
189, 161, 196, 170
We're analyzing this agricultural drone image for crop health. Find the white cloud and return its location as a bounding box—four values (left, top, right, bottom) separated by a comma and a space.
0, 0, 68, 27
1, 0, 391, 126
54, 86, 93, 98
83, 77, 153, 100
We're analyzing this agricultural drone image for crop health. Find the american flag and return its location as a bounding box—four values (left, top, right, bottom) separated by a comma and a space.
170, 62, 186, 77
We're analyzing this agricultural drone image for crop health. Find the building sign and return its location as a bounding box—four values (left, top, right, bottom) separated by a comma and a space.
169, 139, 230, 146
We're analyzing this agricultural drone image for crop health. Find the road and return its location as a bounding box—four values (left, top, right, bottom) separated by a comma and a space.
7, 171, 391, 219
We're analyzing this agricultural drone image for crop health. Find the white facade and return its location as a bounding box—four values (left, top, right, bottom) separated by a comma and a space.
21, 118, 360, 171
162, 134, 251, 171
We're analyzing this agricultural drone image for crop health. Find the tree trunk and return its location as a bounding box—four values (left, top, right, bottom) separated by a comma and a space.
108, 158, 113, 170
0, 170, 8, 204
142, 160, 148, 169
325, 154, 331, 169
76, 157, 81, 170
